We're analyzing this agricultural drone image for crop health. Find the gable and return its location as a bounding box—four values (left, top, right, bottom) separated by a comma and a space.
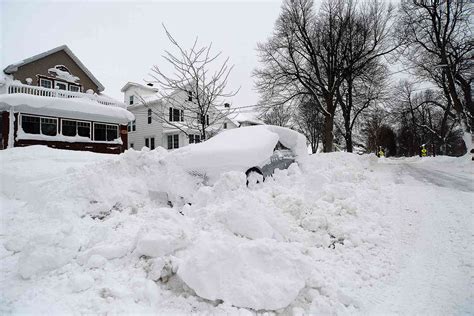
4, 48, 102, 93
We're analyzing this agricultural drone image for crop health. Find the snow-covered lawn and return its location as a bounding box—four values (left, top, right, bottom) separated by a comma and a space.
0, 146, 472, 314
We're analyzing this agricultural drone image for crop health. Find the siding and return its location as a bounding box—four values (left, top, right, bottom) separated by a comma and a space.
10, 50, 99, 93
128, 102, 163, 150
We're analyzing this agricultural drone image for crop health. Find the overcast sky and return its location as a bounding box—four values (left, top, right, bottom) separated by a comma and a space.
1, 0, 283, 107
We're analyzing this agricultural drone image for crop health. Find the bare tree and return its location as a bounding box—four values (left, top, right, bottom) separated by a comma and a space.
398, 0, 473, 149
255, 0, 397, 152
294, 98, 324, 153
391, 80, 461, 155
144, 25, 238, 141
259, 104, 293, 127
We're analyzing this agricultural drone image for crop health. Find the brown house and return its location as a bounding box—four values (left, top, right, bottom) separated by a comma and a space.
0, 45, 133, 154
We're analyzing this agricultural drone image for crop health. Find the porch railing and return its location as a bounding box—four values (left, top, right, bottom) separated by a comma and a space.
3, 82, 125, 108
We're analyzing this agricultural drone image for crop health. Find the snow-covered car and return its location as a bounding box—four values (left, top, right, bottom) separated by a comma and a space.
168, 125, 308, 185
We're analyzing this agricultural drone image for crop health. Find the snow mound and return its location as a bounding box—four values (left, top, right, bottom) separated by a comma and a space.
178, 234, 309, 310
169, 125, 308, 182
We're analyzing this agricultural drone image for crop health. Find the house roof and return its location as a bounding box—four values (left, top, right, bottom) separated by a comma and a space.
3, 45, 105, 92
120, 81, 159, 93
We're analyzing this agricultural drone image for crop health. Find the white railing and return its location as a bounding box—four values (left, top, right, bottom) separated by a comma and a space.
4, 82, 125, 108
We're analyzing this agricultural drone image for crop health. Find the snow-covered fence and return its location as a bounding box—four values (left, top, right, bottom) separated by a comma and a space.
5, 82, 125, 108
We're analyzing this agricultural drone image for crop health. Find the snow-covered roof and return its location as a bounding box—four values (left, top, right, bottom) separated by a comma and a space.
230, 111, 263, 126
120, 82, 159, 93
3, 45, 105, 92
0, 94, 134, 124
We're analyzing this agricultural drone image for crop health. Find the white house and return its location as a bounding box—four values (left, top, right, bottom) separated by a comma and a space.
121, 82, 238, 150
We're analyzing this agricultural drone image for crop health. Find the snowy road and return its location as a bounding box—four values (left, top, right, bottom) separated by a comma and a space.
366, 160, 473, 315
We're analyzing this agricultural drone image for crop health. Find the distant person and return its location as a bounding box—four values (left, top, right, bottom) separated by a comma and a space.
421, 145, 427, 157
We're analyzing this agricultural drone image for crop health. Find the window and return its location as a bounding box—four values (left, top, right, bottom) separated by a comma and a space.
106, 125, 118, 141
223, 122, 227, 129
144, 137, 155, 149
129, 95, 134, 105
39, 78, 52, 89
78, 122, 91, 138
187, 91, 193, 102
169, 108, 184, 122
22, 115, 40, 134
94, 123, 106, 141
148, 109, 152, 124
41, 117, 57, 136
69, 85, 80, 92
199, 114, 210, 126
189, 134, 201, 144
55, 81, 68, 90
62, 120, 91, 138
94, 123, 117, 141
62, 120, 77, 136
127, 120, 136, 132
21, 115, 58, 136
167, 134, 179, 149
130, 143, 134, 149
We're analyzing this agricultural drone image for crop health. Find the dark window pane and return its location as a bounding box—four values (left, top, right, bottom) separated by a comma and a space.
172, 108, 180, 121
22, 115, 40, 134
40, 79, 52, 89
56, 82, 67, 90
132, 120, 136, 131
129, 95, 134, 105
78, 122, 90, 138
94, 124, 106, 141
69, 85, 80, 92
150, 138, 155, 150
106, 125, 118, 141
195, 135, 200, 143
148, 109, 152, 124
62, 120, 77, 136
189, 135, 193, 143
41, 118, 57, 136
167, 135, 172, 149
180, 110, 184, 121
169, 108, 172, 121
173, 134, 179, 148
145, 138, 150, 148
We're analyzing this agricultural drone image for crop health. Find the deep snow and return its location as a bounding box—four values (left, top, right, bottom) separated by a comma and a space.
0, 146, 472, 314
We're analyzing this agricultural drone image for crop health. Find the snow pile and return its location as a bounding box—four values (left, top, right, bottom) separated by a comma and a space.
178, 234, 309, 310
1, 146, 471, 314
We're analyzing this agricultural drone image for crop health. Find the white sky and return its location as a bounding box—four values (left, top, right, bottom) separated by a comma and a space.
1, 0, 283, 107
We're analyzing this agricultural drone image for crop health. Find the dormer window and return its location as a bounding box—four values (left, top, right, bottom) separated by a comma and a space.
39, 78, 52, 89
129, 95, 134, 105
55, 81, 68, 90
69, 85, 80, 92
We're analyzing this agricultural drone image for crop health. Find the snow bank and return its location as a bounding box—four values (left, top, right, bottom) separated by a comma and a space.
0, 93, 134, 124
3, 146, 469, 314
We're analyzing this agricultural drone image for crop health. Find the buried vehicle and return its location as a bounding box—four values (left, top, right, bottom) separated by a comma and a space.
168, 125, 308, 185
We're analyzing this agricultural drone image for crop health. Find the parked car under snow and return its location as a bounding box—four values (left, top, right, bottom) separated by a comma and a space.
168, 125, 308, 185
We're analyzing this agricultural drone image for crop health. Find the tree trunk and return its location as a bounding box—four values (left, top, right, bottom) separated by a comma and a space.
323, 113, 334, 152
345, 130, 353, 152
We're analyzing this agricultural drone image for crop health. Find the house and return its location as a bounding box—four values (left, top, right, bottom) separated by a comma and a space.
0, 45, 134, 154
121, 82, 237, 150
